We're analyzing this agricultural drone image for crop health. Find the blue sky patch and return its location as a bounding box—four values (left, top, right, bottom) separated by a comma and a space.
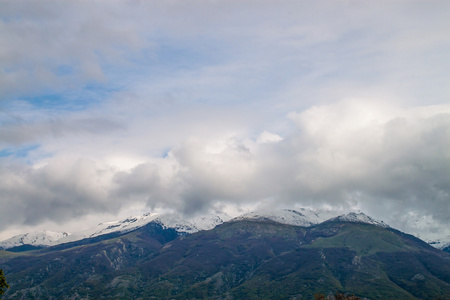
0, 144, 40, 159
20, 83, 115, 112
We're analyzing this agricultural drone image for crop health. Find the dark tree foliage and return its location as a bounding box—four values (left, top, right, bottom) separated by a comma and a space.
0, 269, 8, 297
315, 292, 361, 300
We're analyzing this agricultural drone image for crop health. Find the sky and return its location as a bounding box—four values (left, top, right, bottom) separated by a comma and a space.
1, 0, 450, 242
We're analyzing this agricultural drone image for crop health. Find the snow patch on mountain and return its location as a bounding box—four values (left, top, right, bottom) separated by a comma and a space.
325, 212, 389, 228
0, 231, 69, 249
426, 236, 450, 250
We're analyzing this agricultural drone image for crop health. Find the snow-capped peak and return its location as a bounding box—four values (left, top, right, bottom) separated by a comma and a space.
325, 212, 389, 228
0, 231, 69, 249
153, 212, 231, 234
233, 209, 390, 229
57, 213, 160, 244
233, 208, 336, 227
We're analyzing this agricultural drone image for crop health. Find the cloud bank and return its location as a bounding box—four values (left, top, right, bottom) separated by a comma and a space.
1, 100, 449, 239
1, 0, 450, 240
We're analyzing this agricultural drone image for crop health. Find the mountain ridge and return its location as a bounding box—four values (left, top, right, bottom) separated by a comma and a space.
0, 208, 446, 251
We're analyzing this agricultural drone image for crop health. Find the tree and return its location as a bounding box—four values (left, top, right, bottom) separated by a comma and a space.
0, 269, 9, 298
315, 292, 361, 300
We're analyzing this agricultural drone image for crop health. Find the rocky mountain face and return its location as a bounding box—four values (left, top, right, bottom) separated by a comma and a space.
1, 215, 450, 299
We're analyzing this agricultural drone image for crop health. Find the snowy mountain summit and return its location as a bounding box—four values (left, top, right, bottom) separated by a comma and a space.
233, 208, 335, 227
234, 209, 389, 229
326, 212, 389, 228
151, 212, 231, 234
0, 231, 69, 249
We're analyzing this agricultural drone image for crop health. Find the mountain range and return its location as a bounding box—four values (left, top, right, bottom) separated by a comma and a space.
0, 209, 377, 250
1, 209, 450, 299
0, 208, 447, 251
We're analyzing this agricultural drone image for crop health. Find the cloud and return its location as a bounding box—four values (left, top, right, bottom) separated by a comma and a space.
285, 101, 450, 214
0, 98, 449, 239
1, 0, 450, 242
113, 136, 258, 215
3, 0, 450, 104
0, 158, 117, 229
108, 100, 450, 230
0, 114, 125, 146
0, 0, 144, 98
257, 131, 283, 144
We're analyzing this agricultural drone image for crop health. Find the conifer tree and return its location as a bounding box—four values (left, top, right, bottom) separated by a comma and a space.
0, 269, 9, 298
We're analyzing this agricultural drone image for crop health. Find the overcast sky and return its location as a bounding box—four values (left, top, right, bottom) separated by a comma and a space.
1, 0, 450, 241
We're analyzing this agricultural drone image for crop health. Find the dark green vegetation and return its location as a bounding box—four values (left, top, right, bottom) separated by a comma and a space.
5, 245, 44, 253
0, 268, 9, 297
314, 292, 361, 300
1, 220, 450, 299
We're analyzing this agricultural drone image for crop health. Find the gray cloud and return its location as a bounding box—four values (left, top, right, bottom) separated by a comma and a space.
0, 0, 144, 98
0, 158, 117, 229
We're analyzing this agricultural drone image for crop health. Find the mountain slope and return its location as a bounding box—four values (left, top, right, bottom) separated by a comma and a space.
135, 220, 450, 299
0, 222, 181, 299
1, 218, 450, 299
